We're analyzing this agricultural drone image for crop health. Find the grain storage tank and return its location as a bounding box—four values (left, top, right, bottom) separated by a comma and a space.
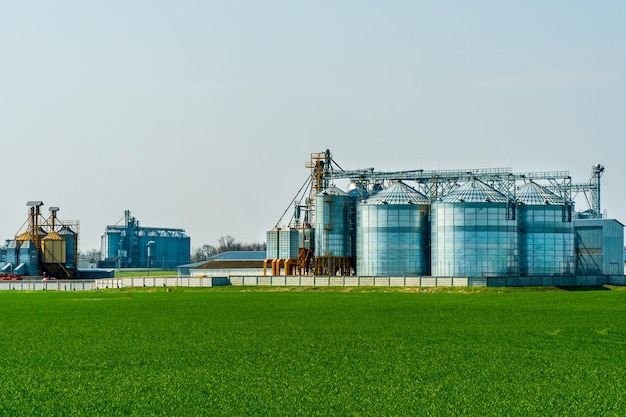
517, 181, 575, 276
314, 185, 352, 274
357, 181, 430, 276
348, 183, 369, 265
279, 227, 302, 259
431, 178, 518, 277
58, 225, 79, 270
41, 230, 66, 264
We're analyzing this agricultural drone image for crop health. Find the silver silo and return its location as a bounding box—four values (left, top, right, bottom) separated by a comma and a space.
357, 181, 430, 276
314, 185, 352, 274
517, 181, 574, 276
431, 179, 518, 277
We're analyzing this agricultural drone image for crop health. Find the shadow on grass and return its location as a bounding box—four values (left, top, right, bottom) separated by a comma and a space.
555, 285, 612, 291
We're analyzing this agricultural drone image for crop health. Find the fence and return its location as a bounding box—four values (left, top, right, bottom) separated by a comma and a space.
0, 274, 622, 291
0, 280, 97, 291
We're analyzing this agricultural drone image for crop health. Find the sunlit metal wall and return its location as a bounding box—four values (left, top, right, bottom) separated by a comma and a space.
575, 219, 625, 275
518, 182, 574, 276
314, 186, 352, 257
431, 180, 519, 277
356, 182, 430, 276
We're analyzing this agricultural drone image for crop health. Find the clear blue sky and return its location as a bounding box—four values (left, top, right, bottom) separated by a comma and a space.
1, 1, 625, 251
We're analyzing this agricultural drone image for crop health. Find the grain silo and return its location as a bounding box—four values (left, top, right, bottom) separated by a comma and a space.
517, 181, 575, 276
431, 178, 518, 277
356, 181, 430, 276
58, 225, 79, 271
314, 185, 352, 275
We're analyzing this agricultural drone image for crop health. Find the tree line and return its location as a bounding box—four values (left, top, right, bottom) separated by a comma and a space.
190, 235, 266, 262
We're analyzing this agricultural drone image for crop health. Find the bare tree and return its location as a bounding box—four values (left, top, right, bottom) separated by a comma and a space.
191, 236, 267, 261
190, 244, 217, 262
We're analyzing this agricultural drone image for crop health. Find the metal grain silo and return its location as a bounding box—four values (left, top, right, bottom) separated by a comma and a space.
314, 185, 352, 275
58, 225, 79, 270
356, 181, 430, 276
41, 231, 66, 264
431, 179, 518, 277
517, 181, 574, 276
348, 184, 369, 265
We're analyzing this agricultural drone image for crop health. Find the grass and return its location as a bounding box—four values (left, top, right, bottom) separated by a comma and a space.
113, 269, 178, 278
0, 286, 625, 416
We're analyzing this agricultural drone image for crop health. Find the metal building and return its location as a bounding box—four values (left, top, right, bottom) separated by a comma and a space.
99, 210, 190, 269
357, 181, 430, 276
575, 219, 624, 276
431, 179, 519, 277
517, 181, 575, 276
1, 202, 80, 278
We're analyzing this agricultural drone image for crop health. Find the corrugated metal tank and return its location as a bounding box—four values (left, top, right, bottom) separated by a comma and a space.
431, 179, 519, 277
41, 231, 66, 264
348, 184, 368, 264
315, 185, 352, 257
279, 228, 301, 259
135, 229, 190, 269
266, 228, 279, 259
103, 229, 121, 259
517, 181, 574, 276
356, 181, 430, 276
267, 227, 314, 259
59, 225, 78, 269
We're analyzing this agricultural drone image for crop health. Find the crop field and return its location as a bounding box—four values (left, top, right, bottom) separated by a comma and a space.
1, 286, 625, 416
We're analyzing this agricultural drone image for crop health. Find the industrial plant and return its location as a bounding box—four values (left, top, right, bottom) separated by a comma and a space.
0, 202, 79, 279
99, 210, 191, 270
265, 150, 624, 286
0, 205, 190, 281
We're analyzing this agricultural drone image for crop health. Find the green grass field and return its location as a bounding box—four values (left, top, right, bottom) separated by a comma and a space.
1, 286, 625, 416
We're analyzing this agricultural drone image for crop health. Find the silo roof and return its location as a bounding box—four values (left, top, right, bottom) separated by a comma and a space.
517, 181, 563, 205
42, 231, 63, 241
348, 187, 368, 201
441, 179, 508, 203
318, 185, 348, 196
364, 181, 429, 205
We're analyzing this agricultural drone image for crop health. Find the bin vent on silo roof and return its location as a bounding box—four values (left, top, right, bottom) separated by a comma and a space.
364, 181, 429, 205
517, 181, 563, 205
441, 178, 507, 203
319, 185, 348, 196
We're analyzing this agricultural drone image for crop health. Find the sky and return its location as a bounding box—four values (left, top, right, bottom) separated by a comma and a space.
1, 1, 625, 251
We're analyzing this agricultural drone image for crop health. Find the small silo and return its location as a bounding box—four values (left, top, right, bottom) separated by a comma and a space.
517, 181, 575, 276
41, 230, 66, 264
279, 227, 301, 259
431, 178, 519, 277
357, 181, 430, 276
58, 225, 79, 270
314, 185, 352, 275
266, 227, 280, 259
102, 229, 121, 259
